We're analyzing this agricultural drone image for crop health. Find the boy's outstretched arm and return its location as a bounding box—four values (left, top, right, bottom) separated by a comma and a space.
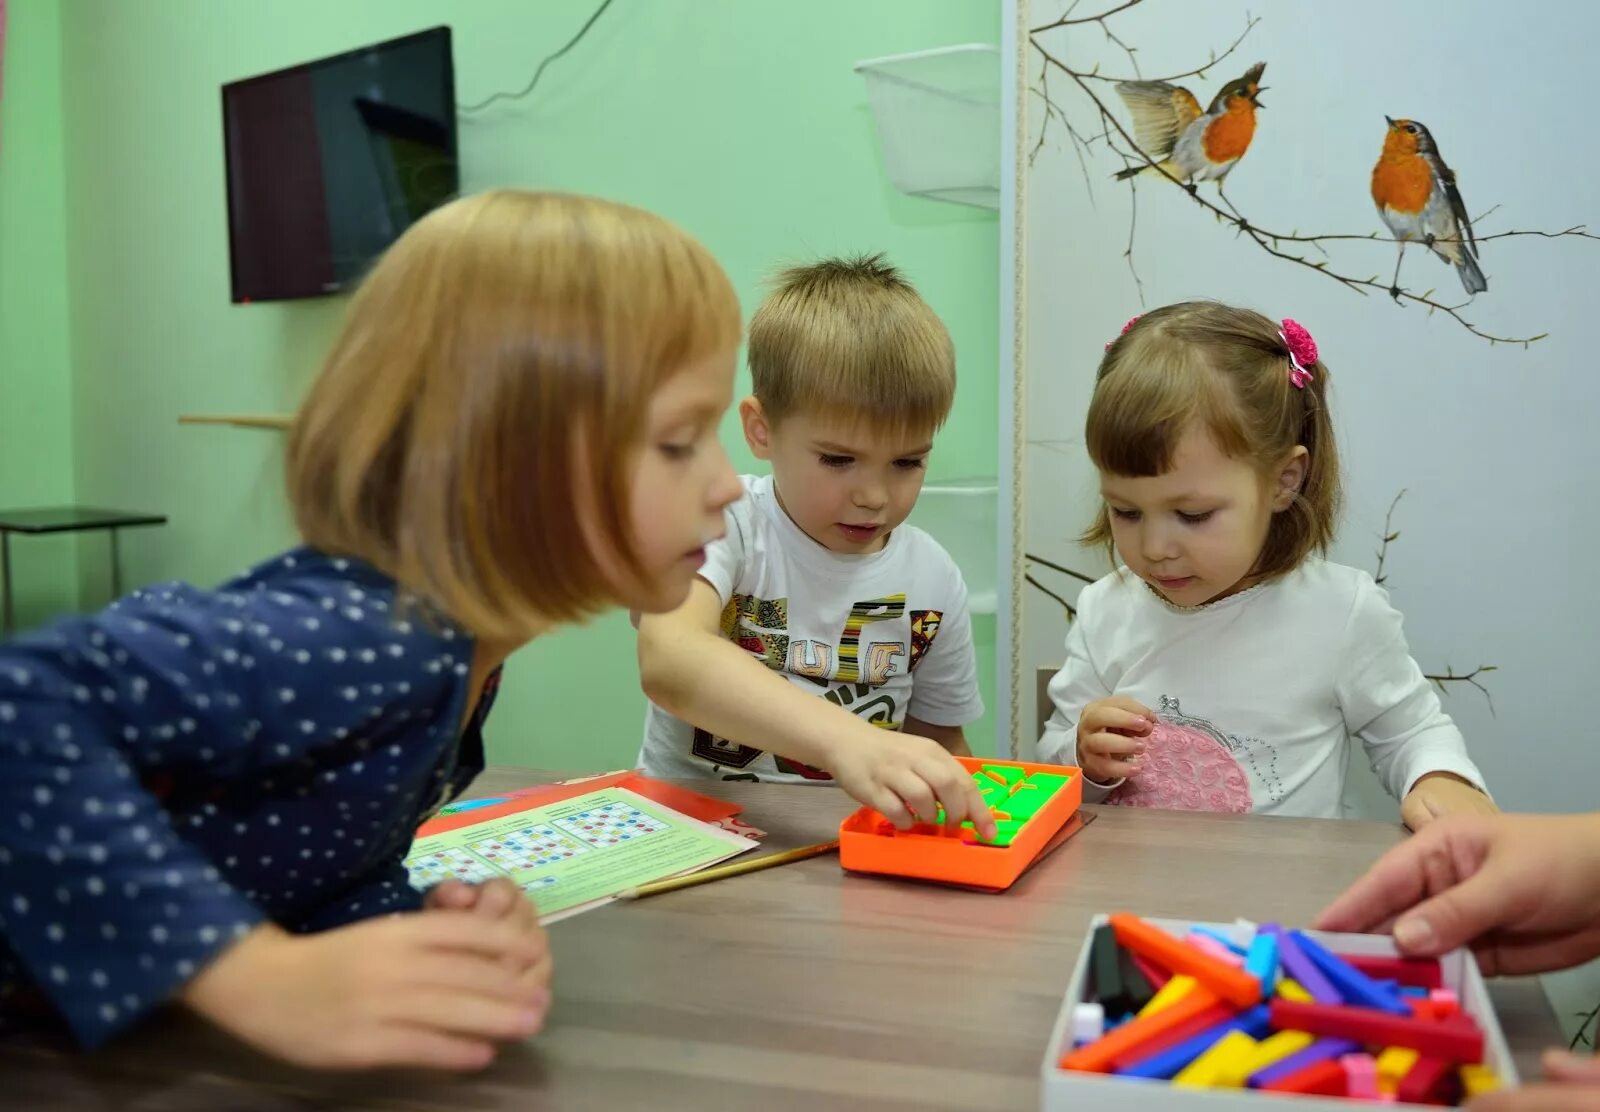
638, 579, 993, 838
903, 718, 972, 757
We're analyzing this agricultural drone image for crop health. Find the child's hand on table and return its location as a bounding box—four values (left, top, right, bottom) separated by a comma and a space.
180, 911, 550, 1071
1315, 812, 1600, 977
828, 731, 998, 841
1470, 1048, 1600, 1110
427, 877, 553, 994
1075, 696, 1154, 783
1400, 771, 1499, 831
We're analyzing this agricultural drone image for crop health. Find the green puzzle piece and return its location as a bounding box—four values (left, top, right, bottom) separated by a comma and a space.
980, 763, 1027, 786
926, 767, 1075, 847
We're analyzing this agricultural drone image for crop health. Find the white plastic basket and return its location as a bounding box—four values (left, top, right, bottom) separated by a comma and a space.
1041, 916, 1519, 1110
854, 44, 1001, 209
908, 477, 999, 614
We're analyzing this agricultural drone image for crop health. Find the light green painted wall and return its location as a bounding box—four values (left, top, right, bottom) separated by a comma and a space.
0, 0, 78, 627
52, 0, 999, 770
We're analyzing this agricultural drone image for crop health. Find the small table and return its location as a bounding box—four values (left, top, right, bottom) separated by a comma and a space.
0, 507, 168, 634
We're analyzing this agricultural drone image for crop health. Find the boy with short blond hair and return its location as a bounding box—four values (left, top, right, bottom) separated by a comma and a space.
637, 254, 990, 833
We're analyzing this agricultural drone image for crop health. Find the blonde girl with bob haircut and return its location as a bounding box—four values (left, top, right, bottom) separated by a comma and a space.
0, 190, 744, 1073
1038, 300, 1497, 830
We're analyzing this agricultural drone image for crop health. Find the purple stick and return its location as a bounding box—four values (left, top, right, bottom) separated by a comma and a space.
1247, 1038, 1363, 1088
1269, 925, 1341, 1004
1290, 929, 1410, 1016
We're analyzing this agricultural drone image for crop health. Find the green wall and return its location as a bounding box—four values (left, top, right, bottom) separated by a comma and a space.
43, 0, 999, 770
0, 0, 78, 627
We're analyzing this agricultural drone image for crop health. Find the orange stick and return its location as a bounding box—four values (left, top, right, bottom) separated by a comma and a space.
1058, 985, 1223, 1072
1111, 913, 1263, 1008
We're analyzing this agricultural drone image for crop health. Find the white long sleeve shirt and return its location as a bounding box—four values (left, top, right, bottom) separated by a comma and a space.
1037, 559, 1488, 818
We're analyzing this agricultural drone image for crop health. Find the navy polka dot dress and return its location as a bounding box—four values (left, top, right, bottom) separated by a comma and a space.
0, 548, 499, 1047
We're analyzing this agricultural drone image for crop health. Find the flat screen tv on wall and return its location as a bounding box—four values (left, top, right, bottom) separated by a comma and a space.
221, 26, 458, 303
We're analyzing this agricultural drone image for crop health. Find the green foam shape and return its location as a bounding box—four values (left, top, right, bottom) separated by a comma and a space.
979, 763, 1027, 786
985, 820, 1023, 846
930, 766, 1075, 842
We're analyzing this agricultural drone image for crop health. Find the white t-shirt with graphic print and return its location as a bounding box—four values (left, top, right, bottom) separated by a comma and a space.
639, 474, 985, 785
1036, 558, 1489, 818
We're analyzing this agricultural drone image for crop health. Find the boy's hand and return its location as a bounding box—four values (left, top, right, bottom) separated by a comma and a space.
1076, 696, 1154, 783
1400, 772, 1499, 832
828, 731, 997, 840
426, 878, 552, 993
180, 911, 551, 1071
904, 717, 972, 757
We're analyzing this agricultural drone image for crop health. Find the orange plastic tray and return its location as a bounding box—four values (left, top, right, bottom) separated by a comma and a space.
838, 756, 1082, 890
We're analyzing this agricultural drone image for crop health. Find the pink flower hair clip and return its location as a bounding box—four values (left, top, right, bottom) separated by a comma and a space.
1105, 315, 1141, 352
1280, 318, 1318, 388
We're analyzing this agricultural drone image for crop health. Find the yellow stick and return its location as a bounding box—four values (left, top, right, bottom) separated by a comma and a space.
617, 840, 839, 900
1139, 974, 1199, 1018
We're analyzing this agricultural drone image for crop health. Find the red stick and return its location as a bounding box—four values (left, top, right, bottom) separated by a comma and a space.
1397, 1055, 1460, 1105
1338, 953, 1444, 989
1269, 999, 1484, 1063
1258, 1058, 1348, 1096
1131, 952, 1171, 990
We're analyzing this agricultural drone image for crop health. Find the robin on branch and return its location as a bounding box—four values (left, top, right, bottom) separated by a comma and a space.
1113, 62, 1266, 197
1371, 117, 1486, 296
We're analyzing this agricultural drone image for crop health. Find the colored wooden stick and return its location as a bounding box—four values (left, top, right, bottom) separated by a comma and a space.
1270, 927, 1341, 1005
1398, 1055, 1460, 1105
1460, 1064, 1501, 1096
1173, 1029, 1261, 1089
1276, 978, 1314, 1004
1119, 944, 1158, 1012
1338, 953, 1444, 989
1131, 951, 1171, 990
1090, 925, 1130, 1018
1292, 930, 1409, 1015
1123, 1005, 1272, 1081
1059, 986, 1222, 1072
1269, 999, 1485, 1063
1240, 1029, 1315, 1079
1244, 931, 1280, 989
1111, 914, 1262, 1008
1377, 1046, 1421, 1094
1259, 1058, 1348, 1096
1187, 933, 1247, 967
1108, 1001, 1235, 1072
1248, 1038, 1362, 1088
1192, 925, 1250, 956
1139, 974, 1199, 1019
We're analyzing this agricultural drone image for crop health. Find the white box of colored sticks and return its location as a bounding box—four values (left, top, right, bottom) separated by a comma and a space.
1039, 916, 1519, 1110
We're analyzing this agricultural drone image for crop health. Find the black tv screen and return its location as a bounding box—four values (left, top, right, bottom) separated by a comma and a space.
222, 27, 458, 303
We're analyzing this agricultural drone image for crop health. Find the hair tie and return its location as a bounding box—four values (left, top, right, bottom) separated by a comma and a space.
1280, 319, 1317, 388
1104, 315, 1141, 352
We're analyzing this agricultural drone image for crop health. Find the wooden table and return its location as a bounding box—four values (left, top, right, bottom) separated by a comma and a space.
0, 767, 1563, 1110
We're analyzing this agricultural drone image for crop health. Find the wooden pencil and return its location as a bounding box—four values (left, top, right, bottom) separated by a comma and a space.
617, 839, 839, 901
